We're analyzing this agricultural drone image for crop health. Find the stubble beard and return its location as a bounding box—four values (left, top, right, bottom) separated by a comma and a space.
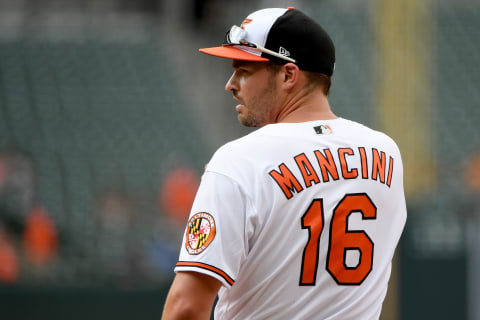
238, 78, 277, 128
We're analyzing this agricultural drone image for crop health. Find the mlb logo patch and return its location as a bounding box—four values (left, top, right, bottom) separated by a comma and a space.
314, 124, 333, 135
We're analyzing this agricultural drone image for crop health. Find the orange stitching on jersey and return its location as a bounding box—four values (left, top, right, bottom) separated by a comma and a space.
176, 261, 235, 286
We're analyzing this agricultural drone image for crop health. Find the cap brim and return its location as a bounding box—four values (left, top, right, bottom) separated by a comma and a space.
199, 46, 269, 62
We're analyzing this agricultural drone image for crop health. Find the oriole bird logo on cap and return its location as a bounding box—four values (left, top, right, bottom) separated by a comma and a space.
241, 19, 252, 29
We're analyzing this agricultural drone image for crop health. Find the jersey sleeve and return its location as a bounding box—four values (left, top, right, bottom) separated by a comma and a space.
174, 171, 249, 288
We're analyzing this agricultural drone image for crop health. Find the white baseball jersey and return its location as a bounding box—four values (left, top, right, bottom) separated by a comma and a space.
175, 118, 407, 320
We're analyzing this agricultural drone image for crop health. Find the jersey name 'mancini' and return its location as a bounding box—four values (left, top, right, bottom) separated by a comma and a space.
269, 147, 395, 200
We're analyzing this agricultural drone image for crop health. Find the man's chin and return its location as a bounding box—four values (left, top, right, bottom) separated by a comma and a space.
238, 115, 262, 128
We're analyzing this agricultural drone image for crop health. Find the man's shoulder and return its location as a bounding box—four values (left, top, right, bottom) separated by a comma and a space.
210, 130, 262, 160
216, 126, 273, 153
341, 118, 401, 151
206, 127, 274, 175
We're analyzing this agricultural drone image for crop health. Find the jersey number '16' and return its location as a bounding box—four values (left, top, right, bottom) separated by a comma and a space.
300, 193, 376, 286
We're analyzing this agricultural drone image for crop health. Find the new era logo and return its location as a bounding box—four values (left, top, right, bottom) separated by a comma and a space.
279, 46, 290, 57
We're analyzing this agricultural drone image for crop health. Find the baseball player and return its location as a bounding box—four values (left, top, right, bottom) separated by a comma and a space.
162, 7, 407, 320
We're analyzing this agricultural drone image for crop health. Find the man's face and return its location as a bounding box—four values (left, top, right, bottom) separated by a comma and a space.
225, 60, 280, 127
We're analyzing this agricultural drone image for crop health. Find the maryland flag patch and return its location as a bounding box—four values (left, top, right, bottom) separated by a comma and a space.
185, 212, 216, 255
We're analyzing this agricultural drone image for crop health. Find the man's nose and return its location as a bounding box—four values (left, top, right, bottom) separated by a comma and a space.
225, 72, 238, 92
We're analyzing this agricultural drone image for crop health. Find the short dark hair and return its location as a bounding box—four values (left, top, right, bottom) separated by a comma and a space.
266, 62, 332, 96
304, 71, 332, 96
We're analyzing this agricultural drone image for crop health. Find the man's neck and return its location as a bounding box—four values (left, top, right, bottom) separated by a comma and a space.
275, 89, 337, 123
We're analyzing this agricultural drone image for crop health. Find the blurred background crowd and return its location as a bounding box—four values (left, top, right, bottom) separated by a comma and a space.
0, 0, 478, 319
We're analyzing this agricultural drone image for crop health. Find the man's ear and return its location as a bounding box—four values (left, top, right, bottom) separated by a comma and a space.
281, 63, 301, 90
